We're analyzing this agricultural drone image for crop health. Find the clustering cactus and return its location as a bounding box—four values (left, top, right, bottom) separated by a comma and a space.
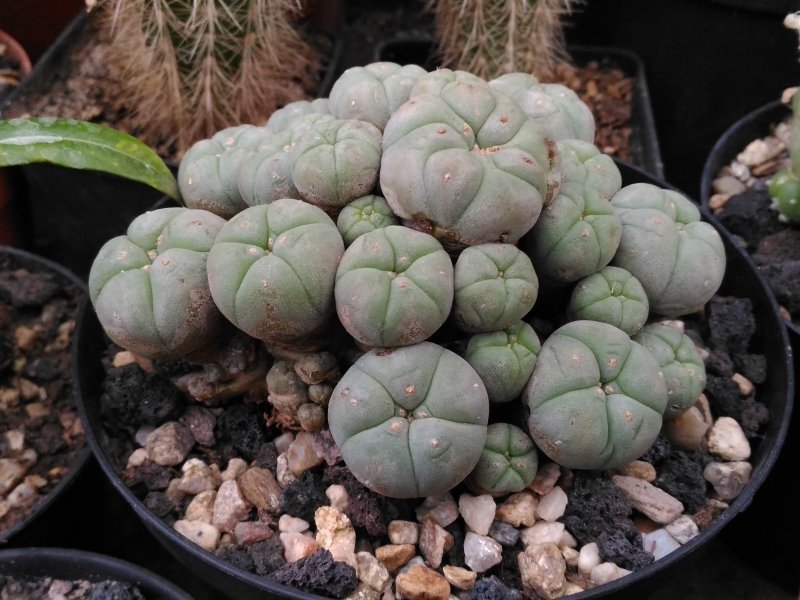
77, 58, 724, 502
98, 0, 320, 156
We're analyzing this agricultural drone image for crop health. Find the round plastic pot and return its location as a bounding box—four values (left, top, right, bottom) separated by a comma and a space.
0, 245, 92, 545
0, 547, 193, 599
73, 162, 794, 600
698, 99, 799, 346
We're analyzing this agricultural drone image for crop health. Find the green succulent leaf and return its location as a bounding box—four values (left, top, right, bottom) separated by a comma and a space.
0, 118, 180, 201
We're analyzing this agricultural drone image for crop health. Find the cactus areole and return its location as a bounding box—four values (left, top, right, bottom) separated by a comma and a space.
328, 342, 489, 498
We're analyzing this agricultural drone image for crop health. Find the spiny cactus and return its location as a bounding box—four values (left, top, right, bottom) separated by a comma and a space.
98, 0, 319, 156
426, 0, 578, 80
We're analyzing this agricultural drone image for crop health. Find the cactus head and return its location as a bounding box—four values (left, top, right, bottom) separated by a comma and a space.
465, 423, 539, 496
567, 266, 650, 336
336, 195, 400, 246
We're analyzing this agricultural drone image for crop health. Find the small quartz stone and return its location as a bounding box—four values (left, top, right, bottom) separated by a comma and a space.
419, 517, 454, 569
276, 453, 298, 487
222, 457, 248, 481
345, 583, 381, 600
536, 486, 568, 522
375, 544, 416, 574
707, 416, 751, 461
135, 425, 155, 447
529, 462, 561, 495
703, 461, 752, 500
278, 514, 310, 533
495, 491, 537, 527
274, 432, 295, 454
174, 520, 220, 551
559, 530, 577, 548
518, 543, 566, 600
7, 481, 36, 508
619, 460, 657, 482
665, 515, 699, 544
180, 405, 216, 446
212, 480, 252, 533
641, 528, 681, 559
442, 565, 476, 590
233, 521, 273, 546
612, 475, 684, 524
388, 520, 420, 545
458, 493, 496, 535
185, 490, 216, 523
315, 506, 357, 568
326, 484, 349, 513
238, 467, 283, 512
578, 542, 601, 576
463, 532, 502, 573
145, 422, 195, 466
488, 520, 520, 546
286, 431, 325, 475
520, 522, 565, 548
178, 459, 218, 494
357, 551, 391, 592
561, 546, 579, 567
395, 565, 450, 600
590, 562, 631, 585
280, 531, 319, 562
711, 174, 746, 196
0, 458, 28, 495
662, 406, 710, 451
415, 494, 459, 527
126, 448, 149, 468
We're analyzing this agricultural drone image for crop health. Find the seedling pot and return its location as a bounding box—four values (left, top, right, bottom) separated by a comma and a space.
0, 547, 193, 599
72, 161, 793, 600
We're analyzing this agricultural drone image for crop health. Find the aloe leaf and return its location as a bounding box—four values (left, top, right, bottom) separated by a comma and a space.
0, 118, 181, 201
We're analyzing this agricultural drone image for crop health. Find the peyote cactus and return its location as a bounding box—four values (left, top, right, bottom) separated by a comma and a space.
464, 321, 541, 403
523, 320, 669, 470
328, 342, 489, 498
88, 207, 227, 360
521, 139, 622, 284
265, 98, 331, 133
380, 81, 556, 250
453, 244, 539, 333
633, 323, 706, 419
567, 266, 650, 336
334, 226, 454, 348
336, 195, 400, 246
206, 199, 344, 350
610, 183, 726, 317
465, 423, 539, 496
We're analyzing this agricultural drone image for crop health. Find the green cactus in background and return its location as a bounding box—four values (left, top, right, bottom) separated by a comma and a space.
98, 0, 319, 156
426, 0, 578, 80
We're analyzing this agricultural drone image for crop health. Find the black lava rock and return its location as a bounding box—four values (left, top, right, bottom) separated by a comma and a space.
706, 296, 756, 355
269, 549, 358, 598
704, 375, 769, 437
756, 258, 800, 314
323, 465, 400, 536
100, 364, 183, 427
469, 575, 524, 600
732, 353, 767, 385
596, 529, 654, 570
654, 450, 710, 514
639, 434, 672, 466
565, 471, 632, 519
215, 402, 268, 461
252, 442, 279, 472
86, 581, 146, 600
705, 349, 735, 377
249, 537, 285, 576
717, 186, 783, 250
444, 521, 466, 569
280, 470, 328, 523
143, 491, 175, 518
216, 545, 256, 573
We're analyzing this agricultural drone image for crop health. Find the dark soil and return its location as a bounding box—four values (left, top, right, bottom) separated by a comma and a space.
0, 252, 86, 538
91, 288, 768, 599
0, 575, 145, 599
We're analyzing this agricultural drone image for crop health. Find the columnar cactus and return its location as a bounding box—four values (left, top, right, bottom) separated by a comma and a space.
334, 226, 454, 348
89, 207, 227, 360
567, 266, 650, 335
610, 183, 726, 317
328, 342, 490, 498
380, 82, 557, 249
523, 320, 669, 470
206, 199, 344, 349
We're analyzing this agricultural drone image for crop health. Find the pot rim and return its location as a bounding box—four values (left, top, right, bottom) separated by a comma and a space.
0, 546, 193, 599
0, 28, 32, 78
0, 245, 93, 545
72, 163, 795, 599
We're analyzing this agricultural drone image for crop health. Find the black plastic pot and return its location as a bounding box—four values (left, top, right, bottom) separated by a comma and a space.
72, 161, 794, 600
698, 99, 800, 345
0, 547, 193, 599
374, 37, 664, 180
0, 245, 92, 545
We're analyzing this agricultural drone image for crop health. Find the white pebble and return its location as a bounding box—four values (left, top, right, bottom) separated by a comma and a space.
415, 493, 459, 527
590, 562, 631, 585
274, 431, 295, 454
221, 457, 248, 481
326, 484, 349, 512
665, 515, 699, 544
641, 528, 681, 560
578, 542, 601, 576
463, 532, 503, 573
707, 416, 751, 461
126, 448, 149, 468
174, 520, 220, 551
387, 520, 420, 545
458, 493, 496, 536
536, 486, 568, 521
703, 461, 752, 500
561, 546, 580, 567
279, 514, 310, 533
520, 521, 565, 548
